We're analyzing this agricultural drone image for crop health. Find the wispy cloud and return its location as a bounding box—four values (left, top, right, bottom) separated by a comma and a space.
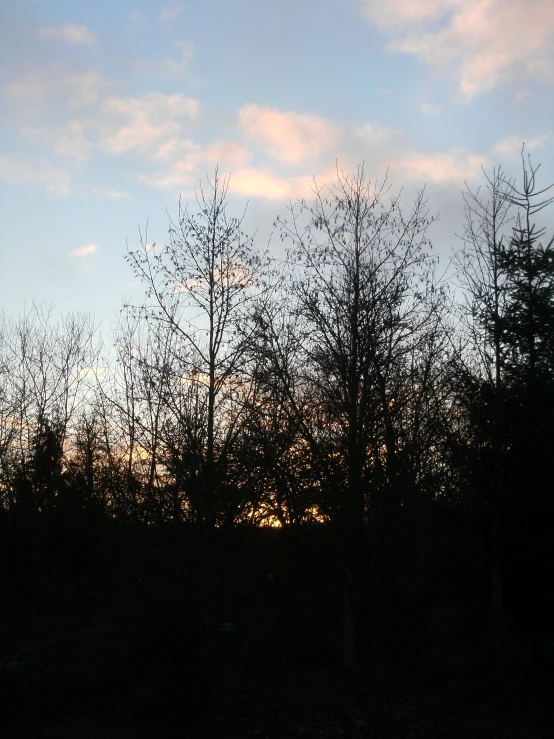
360, 0, 554, 98
0, 155, 71, 195
160, 1, 184, 23
491, 134, 548, 161
392, 149, 485, 184
37, 23, 97, 47
90, 186, 132, 199
144, 140, 248, 189
21, 121, 92, 161
64, 72, 117, 110
420, 102, 441, 115
99, 92, 200, 158
161, 39, 195, 75
70, 243, 98, 257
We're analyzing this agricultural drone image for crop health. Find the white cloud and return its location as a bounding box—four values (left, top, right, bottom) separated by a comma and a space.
360, 0, 554, 98
239, 104, 341, 165
71, 243, 98, 257
0, 155, 71, 195
64, 72, 116, 110
38, 24, 97, 47
161, 39, 195, 75
392, 149, 485, 184
21, 121, 92, 161
160, 1, 184, 23
420, 102, 441, 114
90, 186, 132, 199
99, 92, 200, 158
2, 70, 116, 116
361, 0, 462, 32
491, 134, 548, 161
2, 72, 46, 104
356, 122, 402, 148
3, 68, 198, 164
145, 140, 249, 189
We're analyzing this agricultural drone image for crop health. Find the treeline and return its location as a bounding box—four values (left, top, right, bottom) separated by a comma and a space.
1, 158, 553, 671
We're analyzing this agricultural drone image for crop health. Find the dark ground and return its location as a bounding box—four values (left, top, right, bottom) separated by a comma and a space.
3, 655, 554, 738
2, 520, 553, 738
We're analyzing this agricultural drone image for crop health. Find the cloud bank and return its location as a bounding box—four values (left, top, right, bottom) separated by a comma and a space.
361, 0, 554, 97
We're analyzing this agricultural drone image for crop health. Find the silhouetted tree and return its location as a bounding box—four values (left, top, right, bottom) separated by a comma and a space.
454, 165, 515, 623
499, 154, 554, 662
126, 169, 269, 531
255, 165, 441, 667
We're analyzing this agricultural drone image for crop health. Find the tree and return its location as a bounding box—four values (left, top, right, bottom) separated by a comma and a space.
0, 304, 98, 514
454, 151, 554, 661
499, 154, 554, 662
454, 165, 515, 623
125, 169, 269, 530
255, 165, 441, 667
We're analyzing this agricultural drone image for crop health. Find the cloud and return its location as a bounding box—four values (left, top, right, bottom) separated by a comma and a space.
360, 0, 554, 98
71, 243, 98, 257
99, 92, 200, 158
203, 141, 249, 168
228, 163, 349, 200
64, 72, 117, 110
361, 0, 462, 31
392, 149, 485, 184
2, 73, 46, 105
90, 186, 132, 198
0, 155, 71, 195
356, 122, 402, 148
144, 140, 250, 188
2, 71, 115, 113
420, 102, 441, 114
21, 121, 92, 161
239, 104, 341, 164
3, 67, 201, 180
491, 134, 548, 161
38, 23, 97, 47
160, 39, 195, 75
160, 1, 184, 23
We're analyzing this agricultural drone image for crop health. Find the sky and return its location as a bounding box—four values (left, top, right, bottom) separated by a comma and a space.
1, 0, 553, 331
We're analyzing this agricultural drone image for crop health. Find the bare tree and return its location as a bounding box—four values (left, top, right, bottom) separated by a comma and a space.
125, 169, 269, 530
256, 164, 440, 667
0, 304, 98, 512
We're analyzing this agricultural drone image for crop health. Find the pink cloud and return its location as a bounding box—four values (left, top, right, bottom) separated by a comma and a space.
361, 0, 554, 97
228, 164, 346, 200
204, 141, 249, 168
393, 150, 485, 184
239, 104, 341, 165
71, 243, 98, 257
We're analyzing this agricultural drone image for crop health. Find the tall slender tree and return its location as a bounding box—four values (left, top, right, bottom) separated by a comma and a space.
126, 169, 268, 531
256, 165, 440, 667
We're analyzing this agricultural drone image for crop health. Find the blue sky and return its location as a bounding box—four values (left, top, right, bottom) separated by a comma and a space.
1, 0, 553, 329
